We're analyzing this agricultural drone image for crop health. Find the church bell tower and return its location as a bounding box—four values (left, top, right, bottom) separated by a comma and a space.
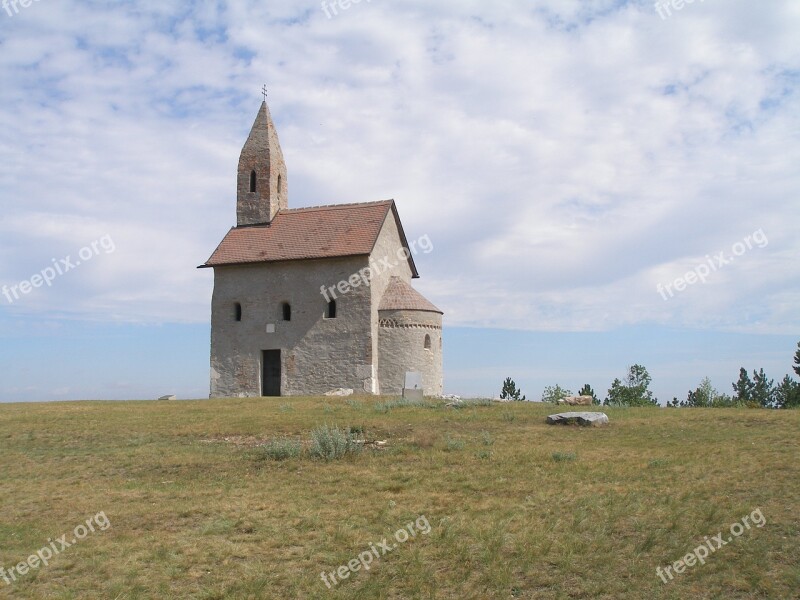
236, 100, 288, 226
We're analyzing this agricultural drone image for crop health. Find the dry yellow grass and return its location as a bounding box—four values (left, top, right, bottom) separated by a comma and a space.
0, 397, 798, 599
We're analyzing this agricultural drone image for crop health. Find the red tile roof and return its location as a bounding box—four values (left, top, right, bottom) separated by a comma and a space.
379, 277, 443, 314
201, 200, 418, 277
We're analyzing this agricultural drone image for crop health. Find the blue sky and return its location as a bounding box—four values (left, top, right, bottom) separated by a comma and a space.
1, 0, 798, 403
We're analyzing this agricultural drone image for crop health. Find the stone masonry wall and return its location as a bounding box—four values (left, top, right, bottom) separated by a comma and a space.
378, 308, 443, 396
367, 214, 415, 392
210, 255, 373, 397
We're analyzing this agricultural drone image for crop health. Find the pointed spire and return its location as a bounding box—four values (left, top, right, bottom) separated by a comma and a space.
236, 99, 288, 226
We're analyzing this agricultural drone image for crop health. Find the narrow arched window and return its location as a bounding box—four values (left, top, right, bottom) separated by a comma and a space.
327, 300, 337, 319
250, 170, 257, 193
424, 334, 432, 350
277, 174, 282, 200
282, 302, 291, 322
234, 303, 242, 322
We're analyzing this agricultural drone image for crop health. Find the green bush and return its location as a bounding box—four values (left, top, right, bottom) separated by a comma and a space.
551, 451, 577, 463
309, 425, 362, 460
444, 435, 465, 451
374, 397, 435, 413
451, 398, 493, 409
257, 438, 302, 461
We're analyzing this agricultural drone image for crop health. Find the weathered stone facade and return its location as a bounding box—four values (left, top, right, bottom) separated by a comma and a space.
378, 309, 443, 396
203, 102, 443, 397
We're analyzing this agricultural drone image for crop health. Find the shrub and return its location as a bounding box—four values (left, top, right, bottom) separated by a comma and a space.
309, 425, 362, 460
604, 365, 658, 406
444, 435, 465, 451
258, 438, 302, 461
551, 451, 577, 463
541, 385, 572, 404
451, 398, 493, 409
374, 397, 435, 413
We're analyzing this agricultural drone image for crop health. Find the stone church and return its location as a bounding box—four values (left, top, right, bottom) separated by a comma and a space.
200, 101, 443, 397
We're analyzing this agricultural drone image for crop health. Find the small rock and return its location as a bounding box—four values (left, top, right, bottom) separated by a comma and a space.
546, 412, 609, 427
158, 395, 176, 401
324, 388, 354, 397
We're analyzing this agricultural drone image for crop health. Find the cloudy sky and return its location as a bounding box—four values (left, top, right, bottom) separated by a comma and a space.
1, 0, 798, 402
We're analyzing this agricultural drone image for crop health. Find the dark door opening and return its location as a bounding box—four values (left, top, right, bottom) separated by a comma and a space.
262, 350, 281, 397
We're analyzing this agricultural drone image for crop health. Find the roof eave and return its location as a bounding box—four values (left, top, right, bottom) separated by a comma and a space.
199, 252, 374, 270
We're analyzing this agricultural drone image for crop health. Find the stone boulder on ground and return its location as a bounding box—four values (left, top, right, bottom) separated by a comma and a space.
546, 412, 609, 427
557, 395, 594, 406
325, 388, 354, 397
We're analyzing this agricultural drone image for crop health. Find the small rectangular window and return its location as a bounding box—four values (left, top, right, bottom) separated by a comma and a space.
235, 303, 242, 322
327, 300, 337, 319
282, 302, 291, 321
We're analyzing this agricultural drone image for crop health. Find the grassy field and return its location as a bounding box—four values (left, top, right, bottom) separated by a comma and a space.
0, 397, 797, 599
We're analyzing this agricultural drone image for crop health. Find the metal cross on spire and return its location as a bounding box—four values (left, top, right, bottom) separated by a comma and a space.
262, 85, 268, 102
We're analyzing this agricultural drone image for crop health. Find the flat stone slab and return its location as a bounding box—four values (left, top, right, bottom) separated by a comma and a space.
546, 412, 609, 427
325, 388, 354, 397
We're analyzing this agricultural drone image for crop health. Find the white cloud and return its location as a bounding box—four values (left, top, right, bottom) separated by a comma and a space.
0, 0, 798, 334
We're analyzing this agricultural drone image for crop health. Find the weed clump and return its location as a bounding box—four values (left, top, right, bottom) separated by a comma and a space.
309, 425, 363, 460
551, 451, 577, 463
257, 438, 302, 461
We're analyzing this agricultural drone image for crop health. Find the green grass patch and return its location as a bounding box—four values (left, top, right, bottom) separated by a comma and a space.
0, 397, 797, 598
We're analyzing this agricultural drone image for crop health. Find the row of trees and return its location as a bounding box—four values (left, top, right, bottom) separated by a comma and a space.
501, 342, 800, 409
668, 342, 800, 409
537, 365, 657, 407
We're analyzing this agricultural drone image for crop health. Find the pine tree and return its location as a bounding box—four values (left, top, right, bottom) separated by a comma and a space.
776, 375, 800, 409
794, 342, 800, 378
751, 368, 776, 408
500, 377, 526, 401
732, 368, 754, 404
